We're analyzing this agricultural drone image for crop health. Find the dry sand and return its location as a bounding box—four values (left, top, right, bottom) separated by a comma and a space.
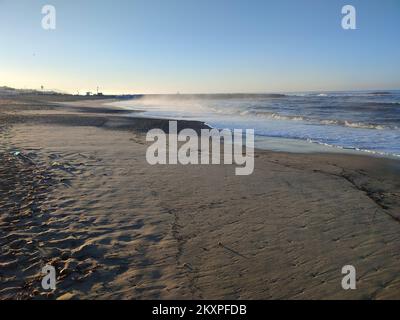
1, 96, 400, 300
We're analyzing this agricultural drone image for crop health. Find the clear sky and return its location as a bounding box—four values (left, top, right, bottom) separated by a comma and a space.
0, 0, 399, 94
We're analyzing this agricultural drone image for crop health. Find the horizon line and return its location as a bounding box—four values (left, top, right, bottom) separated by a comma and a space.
1, 85, 399, 96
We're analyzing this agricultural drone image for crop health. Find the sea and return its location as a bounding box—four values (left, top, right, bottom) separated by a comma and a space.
110, 91, 400, 157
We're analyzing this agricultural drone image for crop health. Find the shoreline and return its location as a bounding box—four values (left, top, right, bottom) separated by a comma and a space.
104, 98, 400, 160
1, 95, 400, 299
5, 95, 400, 168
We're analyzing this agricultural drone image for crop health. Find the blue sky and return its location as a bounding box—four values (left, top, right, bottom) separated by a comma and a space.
0, 0, 399, 94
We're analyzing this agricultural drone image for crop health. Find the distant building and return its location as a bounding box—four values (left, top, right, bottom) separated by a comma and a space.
86, 92, 92, 96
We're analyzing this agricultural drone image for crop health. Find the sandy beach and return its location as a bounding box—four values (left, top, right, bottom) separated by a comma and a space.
1, 95, 400, 300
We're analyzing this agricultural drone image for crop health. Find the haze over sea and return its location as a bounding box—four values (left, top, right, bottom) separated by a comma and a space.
112, 91, 400, 157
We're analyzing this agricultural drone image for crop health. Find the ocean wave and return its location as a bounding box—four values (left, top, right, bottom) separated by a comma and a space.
305, 139, 400, 158
320, 120, 393, 130
258, 112, 305, 122
242, 110, 398, 130
286, 93, 330, 97
252, 131, 400, 158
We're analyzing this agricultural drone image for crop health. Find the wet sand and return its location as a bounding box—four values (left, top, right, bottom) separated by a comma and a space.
1, 95, 400, 299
